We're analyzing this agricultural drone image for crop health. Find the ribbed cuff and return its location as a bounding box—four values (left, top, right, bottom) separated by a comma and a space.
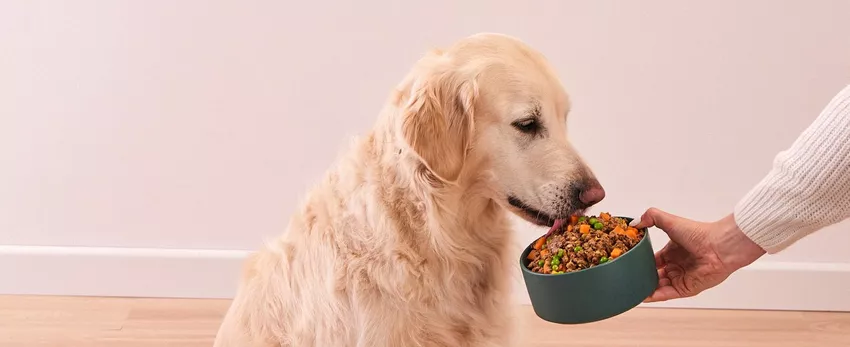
733, 206, 801, 254
733, 183, 795, 254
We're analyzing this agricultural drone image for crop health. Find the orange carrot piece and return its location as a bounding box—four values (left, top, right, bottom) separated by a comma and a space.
579, 224, 591, 234
566, 224, 574, 232
610, 248, 623, 259
533, 237, 546, 250
527, 250, 539, 260
600, 212, 611, 221
540, 249, 550, 257
613, 226, 626, 235
570, 215, 579, 225
626, 228, 638, 240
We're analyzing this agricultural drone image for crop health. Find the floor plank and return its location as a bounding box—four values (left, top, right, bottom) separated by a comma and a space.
1, 295, 848, 346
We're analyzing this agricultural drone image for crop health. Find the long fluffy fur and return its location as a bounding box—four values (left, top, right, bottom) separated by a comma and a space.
214, 33, 582, 347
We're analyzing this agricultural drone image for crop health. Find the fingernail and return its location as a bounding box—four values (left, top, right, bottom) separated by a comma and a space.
629, 218, 641, 227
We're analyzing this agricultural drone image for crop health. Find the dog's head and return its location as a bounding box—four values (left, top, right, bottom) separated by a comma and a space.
393, 33, 604, 228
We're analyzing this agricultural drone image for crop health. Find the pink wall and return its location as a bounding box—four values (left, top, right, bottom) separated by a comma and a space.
2, 1, 850, 266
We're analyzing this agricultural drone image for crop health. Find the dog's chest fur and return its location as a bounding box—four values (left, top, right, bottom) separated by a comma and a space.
272, 137, 517, 347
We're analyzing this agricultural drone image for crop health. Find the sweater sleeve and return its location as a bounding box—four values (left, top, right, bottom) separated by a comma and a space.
733, 84, 850, 253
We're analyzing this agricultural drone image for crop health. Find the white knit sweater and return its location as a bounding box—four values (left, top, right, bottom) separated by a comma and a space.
734, 84, 850, 253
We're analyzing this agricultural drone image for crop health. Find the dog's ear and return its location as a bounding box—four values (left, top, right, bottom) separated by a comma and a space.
398, 53, 478, 184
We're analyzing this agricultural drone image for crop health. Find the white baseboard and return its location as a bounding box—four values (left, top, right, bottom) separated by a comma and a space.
0, 245, 251, 299
2, 245, 849, 312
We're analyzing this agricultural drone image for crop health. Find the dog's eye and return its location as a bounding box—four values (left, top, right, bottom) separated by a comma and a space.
512, 118, 540, 134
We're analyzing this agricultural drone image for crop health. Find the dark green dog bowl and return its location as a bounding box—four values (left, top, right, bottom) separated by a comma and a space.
519, 217, 658, 324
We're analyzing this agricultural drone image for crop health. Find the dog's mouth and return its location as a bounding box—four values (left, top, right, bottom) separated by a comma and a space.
507, 196, 584, 234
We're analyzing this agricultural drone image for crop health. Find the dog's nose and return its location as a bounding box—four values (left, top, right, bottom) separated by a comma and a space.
579, 181, 605, 207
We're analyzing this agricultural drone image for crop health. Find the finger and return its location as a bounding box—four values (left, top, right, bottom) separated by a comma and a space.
656, 267, 671, 287
655, 252, 664, 269
644, 268, 673, 303
657, 267, 668, 280
653, 242, 675, 269
632, 207, 672, 229
643, 285, 681, 303
636, 207, 698, 236
630, 209, 655, 229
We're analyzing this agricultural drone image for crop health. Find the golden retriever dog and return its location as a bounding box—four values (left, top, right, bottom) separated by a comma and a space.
214, 33, 605, 347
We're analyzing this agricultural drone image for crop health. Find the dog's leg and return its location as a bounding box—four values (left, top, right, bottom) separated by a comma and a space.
214, 286, 281, 347
214, 251, 288, 347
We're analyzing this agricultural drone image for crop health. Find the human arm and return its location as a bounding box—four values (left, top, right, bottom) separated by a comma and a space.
635, 84, 850, 302
734, 84, 850, 253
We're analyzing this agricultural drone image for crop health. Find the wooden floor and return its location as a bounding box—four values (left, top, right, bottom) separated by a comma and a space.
1, 296, 849, 346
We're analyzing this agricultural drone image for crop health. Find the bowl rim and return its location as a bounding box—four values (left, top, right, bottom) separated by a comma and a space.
519, 215, 651, 277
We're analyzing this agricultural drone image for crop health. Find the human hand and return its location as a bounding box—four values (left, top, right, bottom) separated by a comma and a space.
633, 208, 766, 302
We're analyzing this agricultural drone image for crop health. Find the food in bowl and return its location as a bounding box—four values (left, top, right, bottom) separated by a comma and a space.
519, 214, 658, 324
525, 212, 645, 274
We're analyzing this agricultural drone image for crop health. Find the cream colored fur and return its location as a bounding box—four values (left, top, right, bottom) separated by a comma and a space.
214, 33, 601, 347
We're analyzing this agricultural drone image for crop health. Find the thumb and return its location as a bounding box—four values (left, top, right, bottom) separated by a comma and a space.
631, 207, 687, 233
633, 207, 706, 250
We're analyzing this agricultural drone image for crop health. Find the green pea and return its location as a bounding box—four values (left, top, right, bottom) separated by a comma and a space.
578, 216, 587, 222
594, 222, 605, 230
538, 260, 544, 267
599, 257, 609, 263
551, 258, 561, 266
588, 217, 598, 225
574, 246, 583, 252
557, 249, 565, 257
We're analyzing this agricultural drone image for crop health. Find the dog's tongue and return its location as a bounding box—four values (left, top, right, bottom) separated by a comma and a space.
547, 218, 567, 235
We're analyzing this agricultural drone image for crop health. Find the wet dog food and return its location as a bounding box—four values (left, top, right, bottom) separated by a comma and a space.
526, 213, 645, 274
